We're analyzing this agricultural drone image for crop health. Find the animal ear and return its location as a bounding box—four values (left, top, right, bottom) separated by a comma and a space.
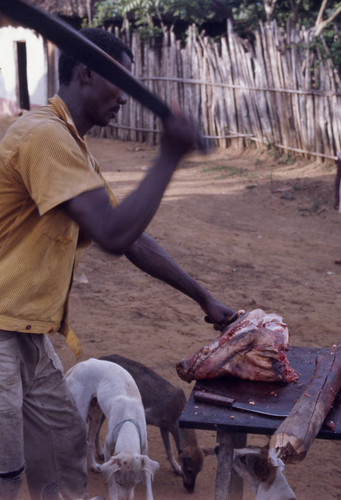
100, 457, 121, 482
141, 456, 160, 479
253, 456, 275, 482
201, 446, 216, 457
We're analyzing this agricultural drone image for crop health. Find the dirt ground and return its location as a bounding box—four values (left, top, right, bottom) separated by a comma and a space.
1, 116, 341, 499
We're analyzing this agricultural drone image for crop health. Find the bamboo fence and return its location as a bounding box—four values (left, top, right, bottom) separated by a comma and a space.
91, 20, 341, 160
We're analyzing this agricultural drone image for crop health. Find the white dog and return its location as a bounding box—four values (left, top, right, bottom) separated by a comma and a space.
65, 358, 159, 500
232, 446, 296, 500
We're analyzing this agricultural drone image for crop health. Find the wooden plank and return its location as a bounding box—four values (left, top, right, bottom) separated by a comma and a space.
214, 432, 246, 500
253, 29, 273, 143
226, 20, 246, 149
270, 341, 341, 463
220, 35, 238, 147
87, 21, 341, 160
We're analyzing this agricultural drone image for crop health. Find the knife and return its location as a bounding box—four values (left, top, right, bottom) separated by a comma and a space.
193, 390, 289, 418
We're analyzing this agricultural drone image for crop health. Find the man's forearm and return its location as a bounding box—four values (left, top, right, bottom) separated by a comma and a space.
125, 233, 208, 306
126, 233, 237, 327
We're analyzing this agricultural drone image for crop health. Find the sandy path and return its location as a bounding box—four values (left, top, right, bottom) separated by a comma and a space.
0, 114, 338, 499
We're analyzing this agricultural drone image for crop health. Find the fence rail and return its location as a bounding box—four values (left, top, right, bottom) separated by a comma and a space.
91, 21, 341, 160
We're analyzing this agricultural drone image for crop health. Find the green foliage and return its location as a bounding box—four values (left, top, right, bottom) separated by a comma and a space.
93, 0, 239, 35
230, 0, 265, 32
93, 0, 341, 31
315, 27, 341, 68
93, 0, 122, 24
92, 0, 341, 67
93, 0, 163, 38
161, 0, 235, 26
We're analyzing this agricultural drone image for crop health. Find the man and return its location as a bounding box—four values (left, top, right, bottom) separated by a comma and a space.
0, 28, 237, 500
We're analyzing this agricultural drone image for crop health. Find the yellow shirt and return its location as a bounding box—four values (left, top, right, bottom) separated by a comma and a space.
0, 95, 118, 355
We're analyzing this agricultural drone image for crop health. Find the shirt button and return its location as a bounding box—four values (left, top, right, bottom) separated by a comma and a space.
48, 329, 54, 334
25, 325, 31, 330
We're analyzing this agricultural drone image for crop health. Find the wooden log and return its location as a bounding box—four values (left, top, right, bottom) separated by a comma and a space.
253, 29, 273, 144
270, 340, 341, 464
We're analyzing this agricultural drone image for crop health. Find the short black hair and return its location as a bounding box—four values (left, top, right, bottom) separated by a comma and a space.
58, 27, 134, 85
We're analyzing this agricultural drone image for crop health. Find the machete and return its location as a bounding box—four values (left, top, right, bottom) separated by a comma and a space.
193, 390, 289, 418
0, 0, 209, 150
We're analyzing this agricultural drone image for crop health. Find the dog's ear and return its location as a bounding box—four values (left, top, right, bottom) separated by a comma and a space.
100, 457, 122, 482
141, 456, 160, 479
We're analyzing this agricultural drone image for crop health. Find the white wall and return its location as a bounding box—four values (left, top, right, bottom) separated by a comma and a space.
0, 26, 47, 115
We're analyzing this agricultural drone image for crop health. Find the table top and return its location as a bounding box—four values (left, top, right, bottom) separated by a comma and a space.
179, 346, 341, 440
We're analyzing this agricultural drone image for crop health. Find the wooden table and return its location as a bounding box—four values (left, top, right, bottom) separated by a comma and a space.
179, 346, 341, 500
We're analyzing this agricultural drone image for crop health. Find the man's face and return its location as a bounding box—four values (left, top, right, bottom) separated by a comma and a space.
86, 51, 132, 128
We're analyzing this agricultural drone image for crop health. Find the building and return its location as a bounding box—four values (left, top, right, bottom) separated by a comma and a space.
0, 0, 93, 115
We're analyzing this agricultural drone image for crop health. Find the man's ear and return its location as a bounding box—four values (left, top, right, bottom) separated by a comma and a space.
77, 63, 93, 84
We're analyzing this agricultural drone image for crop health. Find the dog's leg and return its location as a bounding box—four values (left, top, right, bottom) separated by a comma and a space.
95, 413, 106, 461
87, 398, 104, 472
107, 476, 119, 500
143, 471, 154, 500
159, 428, 182, 475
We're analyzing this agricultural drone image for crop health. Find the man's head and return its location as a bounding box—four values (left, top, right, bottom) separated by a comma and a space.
57, 28, 134, 134
58, 28, 134, 85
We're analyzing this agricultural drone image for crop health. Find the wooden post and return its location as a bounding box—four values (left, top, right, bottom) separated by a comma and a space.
214, 431, 246, 500
270, 340, 341, 463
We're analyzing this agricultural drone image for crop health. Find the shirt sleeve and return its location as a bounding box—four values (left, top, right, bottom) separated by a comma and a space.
18, 120, 105, 215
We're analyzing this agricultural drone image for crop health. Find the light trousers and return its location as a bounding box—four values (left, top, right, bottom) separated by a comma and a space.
0, 330, 88, 500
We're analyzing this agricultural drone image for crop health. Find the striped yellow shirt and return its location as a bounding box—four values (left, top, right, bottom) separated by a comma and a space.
0, 94, 118, 355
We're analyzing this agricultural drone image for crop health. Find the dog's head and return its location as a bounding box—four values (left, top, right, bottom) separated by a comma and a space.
232, 446, 296, 500
101, 452, 159, 500
179, 445, 215, 493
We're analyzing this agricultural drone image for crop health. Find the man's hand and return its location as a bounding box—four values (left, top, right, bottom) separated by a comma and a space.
161, 104, 202, 162
201, 296, 244, 332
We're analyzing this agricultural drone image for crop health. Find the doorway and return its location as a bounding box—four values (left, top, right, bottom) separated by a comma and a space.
16, 41, 30, 111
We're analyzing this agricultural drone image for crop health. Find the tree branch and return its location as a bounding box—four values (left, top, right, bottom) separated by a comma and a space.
289, 0, 303, 26
314, 3, 341, 37
263, 0, 278, 22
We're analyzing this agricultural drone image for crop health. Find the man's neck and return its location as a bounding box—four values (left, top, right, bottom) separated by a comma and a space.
57, 86, 90, 137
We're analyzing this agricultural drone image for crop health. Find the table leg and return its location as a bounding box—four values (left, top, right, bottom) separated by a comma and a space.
214, 431, 247, 500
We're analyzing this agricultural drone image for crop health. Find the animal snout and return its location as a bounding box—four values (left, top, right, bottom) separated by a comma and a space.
182, 475, 195, 493
116, 482, 135, 500
181, 465, 198, 493
179, 447, 204, 493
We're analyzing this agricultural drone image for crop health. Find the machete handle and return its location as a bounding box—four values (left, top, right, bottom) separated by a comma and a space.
193, 390, 235, 407
204, 310, 243, 328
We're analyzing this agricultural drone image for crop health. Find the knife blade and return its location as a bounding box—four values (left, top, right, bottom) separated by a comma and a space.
193, 390, 289, 418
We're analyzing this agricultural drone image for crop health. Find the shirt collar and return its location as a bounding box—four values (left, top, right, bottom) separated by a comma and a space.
48, 94, 85, 143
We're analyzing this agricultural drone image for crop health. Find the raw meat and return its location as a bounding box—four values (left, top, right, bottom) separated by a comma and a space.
176, 309, 298, 383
